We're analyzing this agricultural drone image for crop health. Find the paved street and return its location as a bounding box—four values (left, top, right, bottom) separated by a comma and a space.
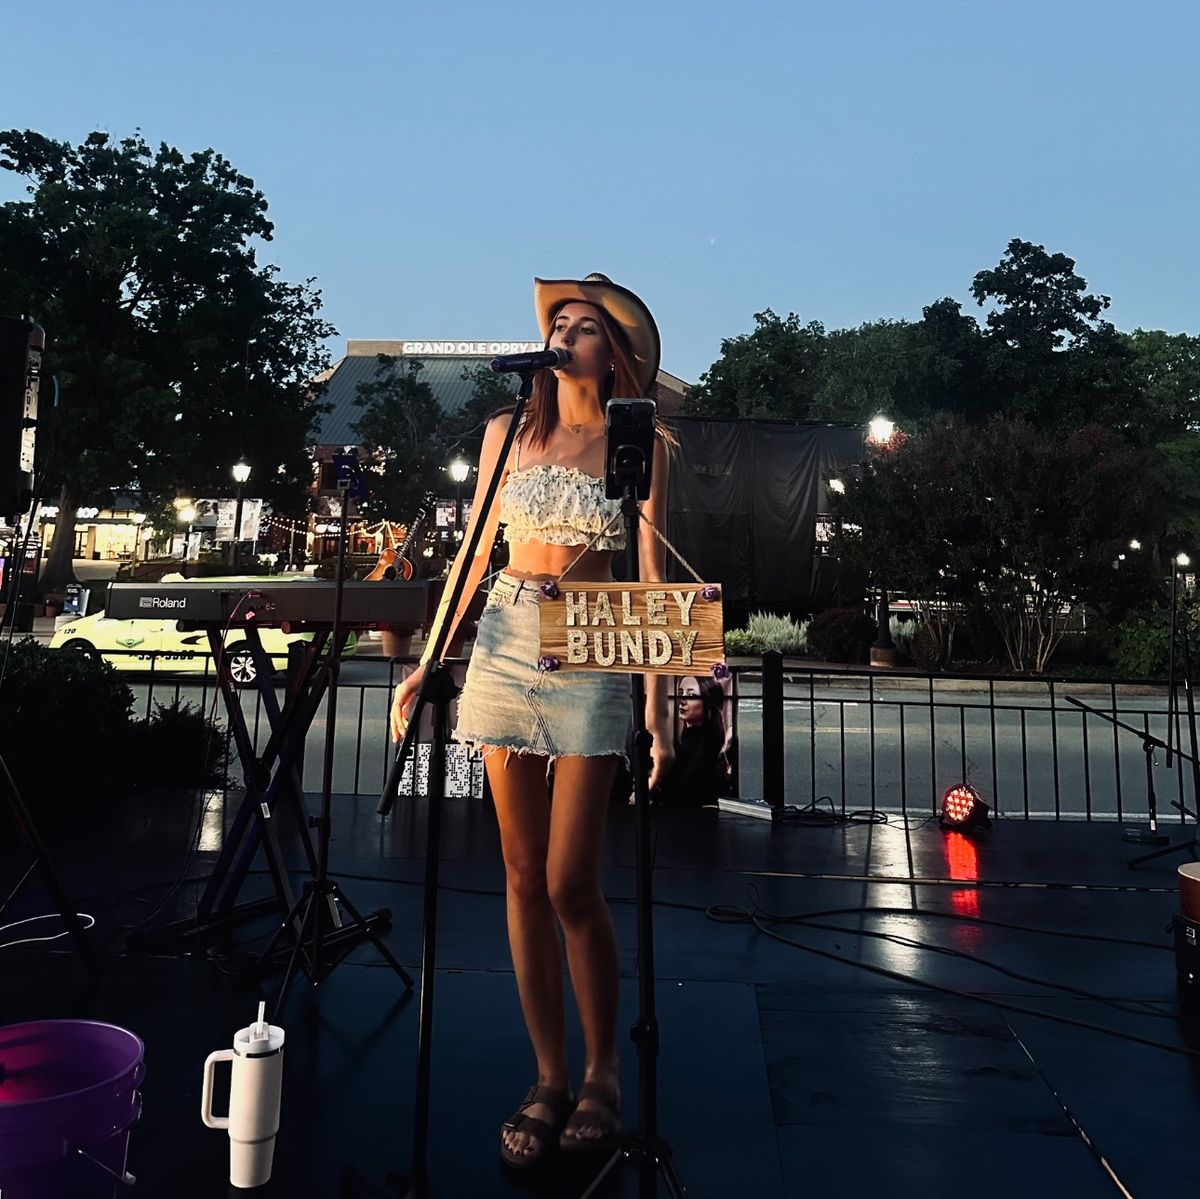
100, 652, 1194, 823
19, 565, 1190, 822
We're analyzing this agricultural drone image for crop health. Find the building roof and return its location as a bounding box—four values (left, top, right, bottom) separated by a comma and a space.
313, 341, 692, 447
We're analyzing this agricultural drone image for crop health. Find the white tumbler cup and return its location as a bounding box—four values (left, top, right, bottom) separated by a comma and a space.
201, 1010, 286, 1189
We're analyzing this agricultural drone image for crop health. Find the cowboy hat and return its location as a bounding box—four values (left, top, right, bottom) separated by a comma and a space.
534, 273, 661, 396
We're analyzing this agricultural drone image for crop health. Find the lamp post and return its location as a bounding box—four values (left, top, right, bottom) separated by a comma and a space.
229, 459, 251, 567
863, 419, 898, 666
1168, 552, 1191, 767
449, 457, 470, 542
178, 504, 197, 575
131, 512, 146, 570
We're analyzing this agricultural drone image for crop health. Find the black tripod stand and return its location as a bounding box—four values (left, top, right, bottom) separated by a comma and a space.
1065, 694, 1200, 867
256, 461, 414, 1011
1125, 621, 1200, 867
342, 373, 537, 1199
578, 398, 685, 1199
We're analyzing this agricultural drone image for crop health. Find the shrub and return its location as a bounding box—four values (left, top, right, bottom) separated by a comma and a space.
889, 616, 917, 662
723, 628, 757, 656
129, 698, 229, 790
1112, 610, 1172, 679
722, 612, 809, 656
807, 608, 875, 664
0, 638, 135, 815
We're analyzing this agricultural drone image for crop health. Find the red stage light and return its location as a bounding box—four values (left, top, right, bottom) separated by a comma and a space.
940, 783, 990, 832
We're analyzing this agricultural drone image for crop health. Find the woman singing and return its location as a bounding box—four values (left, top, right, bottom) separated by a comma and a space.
390, 274, 672, 1170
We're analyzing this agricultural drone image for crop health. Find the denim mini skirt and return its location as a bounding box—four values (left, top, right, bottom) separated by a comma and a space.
455, 572, 632, 761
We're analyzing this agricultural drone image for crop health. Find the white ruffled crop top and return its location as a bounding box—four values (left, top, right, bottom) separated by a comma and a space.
499, 463, 626, 551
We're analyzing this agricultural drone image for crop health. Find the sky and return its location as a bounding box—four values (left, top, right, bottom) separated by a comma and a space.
3, 0, 1199, 384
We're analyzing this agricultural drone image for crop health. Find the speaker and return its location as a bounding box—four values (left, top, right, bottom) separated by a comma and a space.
1174, 912, 1200, 992
0, 316, 44, 518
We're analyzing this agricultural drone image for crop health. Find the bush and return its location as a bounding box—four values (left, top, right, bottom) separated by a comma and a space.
1112, 610, 1172, 679
129, 698, 229, 790
0, 639, 135, 815
889, 616, 917, 662
723, 611, 809, 656
807, 608, 875, 664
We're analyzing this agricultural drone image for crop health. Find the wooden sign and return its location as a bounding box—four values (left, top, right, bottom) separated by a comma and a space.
538, 583, 725, 676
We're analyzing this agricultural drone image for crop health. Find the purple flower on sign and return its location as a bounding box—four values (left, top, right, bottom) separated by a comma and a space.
538, 656, 561, 673
539, 580, 560, 599
701, 585, 720, 602
711, 661, 730, 680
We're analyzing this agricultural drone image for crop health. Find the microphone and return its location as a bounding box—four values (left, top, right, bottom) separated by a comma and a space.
489, 347, 570, 374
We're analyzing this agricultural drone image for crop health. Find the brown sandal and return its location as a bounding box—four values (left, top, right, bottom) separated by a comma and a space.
560, 1079, 622, 1154
500, 1083, 575, 1170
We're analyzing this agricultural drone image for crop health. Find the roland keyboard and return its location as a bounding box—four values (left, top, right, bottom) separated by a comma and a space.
105, 580, 438, 629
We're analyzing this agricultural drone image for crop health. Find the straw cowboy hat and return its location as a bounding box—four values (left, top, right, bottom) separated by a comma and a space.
534, 273, 661, 396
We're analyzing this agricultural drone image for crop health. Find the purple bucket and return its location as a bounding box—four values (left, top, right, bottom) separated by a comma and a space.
0, 1020, 144, 1198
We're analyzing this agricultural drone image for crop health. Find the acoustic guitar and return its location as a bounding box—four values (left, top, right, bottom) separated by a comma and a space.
365, 494, 434, 582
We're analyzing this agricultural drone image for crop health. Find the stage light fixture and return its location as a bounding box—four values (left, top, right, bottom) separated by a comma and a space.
940, 783, 991, 832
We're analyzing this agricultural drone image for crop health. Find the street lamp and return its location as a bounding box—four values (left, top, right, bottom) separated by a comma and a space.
449, 457, 470, 541
178, 504, 197, 570
229, 459, 252, 567
868, 415, 896, 445
131, 512, 146, 569
1168, 552, 1193, 766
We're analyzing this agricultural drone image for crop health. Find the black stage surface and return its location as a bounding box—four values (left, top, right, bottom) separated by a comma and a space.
3, 788, 1199, 1198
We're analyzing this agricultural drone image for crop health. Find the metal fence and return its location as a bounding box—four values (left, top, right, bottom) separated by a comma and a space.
96, 647, 1196, 823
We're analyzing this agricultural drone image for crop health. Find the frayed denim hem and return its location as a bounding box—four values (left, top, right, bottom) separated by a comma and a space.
453, 732, 628, 771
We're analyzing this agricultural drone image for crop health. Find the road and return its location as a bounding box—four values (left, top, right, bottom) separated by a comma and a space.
118, 656, 1196, 822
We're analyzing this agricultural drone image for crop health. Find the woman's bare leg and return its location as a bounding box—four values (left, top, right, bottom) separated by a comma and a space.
489, 750, 567, 1159
546, 755, 622, 1142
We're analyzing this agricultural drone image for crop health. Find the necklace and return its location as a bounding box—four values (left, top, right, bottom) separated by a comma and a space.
564, 419, 602, 435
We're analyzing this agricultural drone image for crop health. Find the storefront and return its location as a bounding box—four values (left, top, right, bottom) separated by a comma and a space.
38, 504, 155, 563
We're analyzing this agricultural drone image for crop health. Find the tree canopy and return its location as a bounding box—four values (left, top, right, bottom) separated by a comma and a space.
0, 129, 335, 586
689, 236, 1199, 671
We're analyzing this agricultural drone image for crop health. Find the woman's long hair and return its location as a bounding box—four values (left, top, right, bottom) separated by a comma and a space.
521, 303, 648, 451
692, 676, 728, 746
516, 300, 686, 453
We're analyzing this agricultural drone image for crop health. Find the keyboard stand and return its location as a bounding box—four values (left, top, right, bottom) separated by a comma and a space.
125, 625, 389, 959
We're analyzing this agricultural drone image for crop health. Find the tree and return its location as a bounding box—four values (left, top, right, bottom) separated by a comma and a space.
446, 362, 518, 453
968, 420, 1163, 672
351, 357, 447, 523
970, 238, 1139, 429
830, 417, 986, 668
0, 129, 335, 589
834, 415, 1166, 673
682, 310, 826, 420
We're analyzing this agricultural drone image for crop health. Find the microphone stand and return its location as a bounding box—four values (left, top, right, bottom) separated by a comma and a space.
343, 372, 535, 1199
1125, 622, 1200, 867
580, 413, 685, 1199
1063, 695, 1198, 865
256, 466, 414, 1008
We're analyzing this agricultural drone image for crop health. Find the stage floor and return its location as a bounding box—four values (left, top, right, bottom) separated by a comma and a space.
3, 789, 1197, 1198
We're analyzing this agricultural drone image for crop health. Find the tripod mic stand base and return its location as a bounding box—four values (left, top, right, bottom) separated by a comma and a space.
579, 1132, 687, 1199
1122, 827, 1171, 846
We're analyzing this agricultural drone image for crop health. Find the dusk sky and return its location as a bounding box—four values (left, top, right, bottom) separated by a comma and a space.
4, 0, 1198, 383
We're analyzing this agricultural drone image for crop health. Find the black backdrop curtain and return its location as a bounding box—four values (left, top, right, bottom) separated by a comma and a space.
662, 419, 865, 624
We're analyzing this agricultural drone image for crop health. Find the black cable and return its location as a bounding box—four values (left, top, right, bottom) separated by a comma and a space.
713, 902, 1200, 1059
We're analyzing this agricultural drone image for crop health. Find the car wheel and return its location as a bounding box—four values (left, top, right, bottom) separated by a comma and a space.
223, 644, 258, 688
62, 639, 100, 663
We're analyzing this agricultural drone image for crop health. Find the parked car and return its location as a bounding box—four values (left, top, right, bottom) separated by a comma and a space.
49, 591, 358, 686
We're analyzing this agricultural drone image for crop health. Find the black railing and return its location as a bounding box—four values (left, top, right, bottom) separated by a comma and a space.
67, 645, 1196, 822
